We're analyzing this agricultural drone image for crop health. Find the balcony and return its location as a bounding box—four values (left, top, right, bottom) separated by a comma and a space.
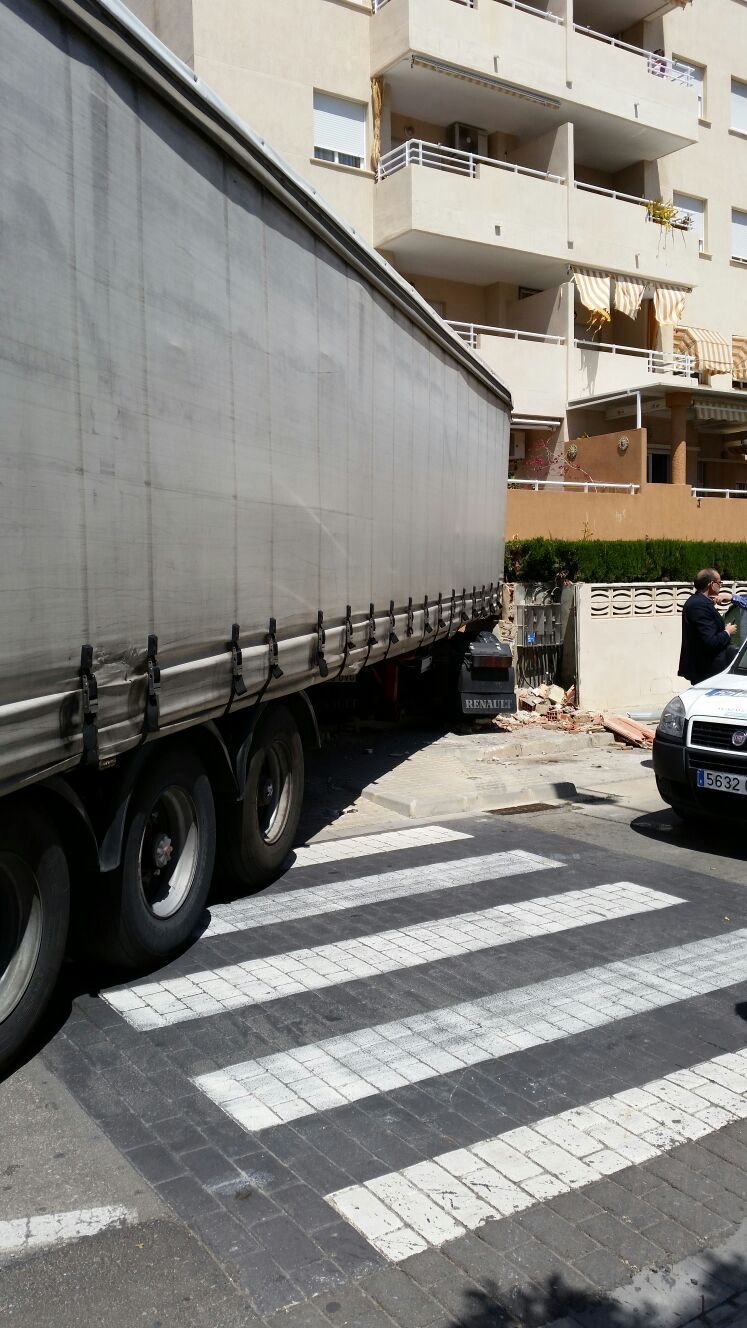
571, 183, 700, 287
571, 339, 695, 400
449, 322, 566, 418
375, 141, 568, 285
371, 0, 699, 170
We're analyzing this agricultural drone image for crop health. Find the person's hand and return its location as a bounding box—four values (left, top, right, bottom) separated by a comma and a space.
726, 622, 738, 636
716, 592, 733, 606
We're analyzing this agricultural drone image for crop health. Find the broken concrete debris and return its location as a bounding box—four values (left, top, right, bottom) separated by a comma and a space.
495, 689, 655, 747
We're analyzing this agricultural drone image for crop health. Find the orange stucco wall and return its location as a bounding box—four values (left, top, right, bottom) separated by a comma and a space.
505, 485, 747, 541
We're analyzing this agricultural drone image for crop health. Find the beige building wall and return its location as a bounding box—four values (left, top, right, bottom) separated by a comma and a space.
134, 0, 747, 529
656, 0, 747, 347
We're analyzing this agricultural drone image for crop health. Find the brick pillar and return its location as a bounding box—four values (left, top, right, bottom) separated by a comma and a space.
666, 392, 691, 486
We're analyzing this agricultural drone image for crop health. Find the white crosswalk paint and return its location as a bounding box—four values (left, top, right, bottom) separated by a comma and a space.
106, 881, 678, 1032
194, 923, 745, 1133
326, 1048, 747, 1260
0, 1205, 139, 1260
290, 826, 472, 869
202, 846, 554, 938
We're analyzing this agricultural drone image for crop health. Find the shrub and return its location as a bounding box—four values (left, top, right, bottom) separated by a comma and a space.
504, 539, 747, 584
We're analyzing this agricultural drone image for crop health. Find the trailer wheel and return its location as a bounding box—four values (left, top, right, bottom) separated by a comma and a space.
222, 706, 304, 889
0, 805, 70, 1073
99, 746, 216, 968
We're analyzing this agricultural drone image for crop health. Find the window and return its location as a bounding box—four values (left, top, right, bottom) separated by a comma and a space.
313, 92, 365, 169
732, 208, 747, 261
688, 61, 705, 117
731, 78, 747, 134
673, 192, 706, 251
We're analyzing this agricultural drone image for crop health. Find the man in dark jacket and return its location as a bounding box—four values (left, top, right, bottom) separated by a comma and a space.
678, 568, 738, 685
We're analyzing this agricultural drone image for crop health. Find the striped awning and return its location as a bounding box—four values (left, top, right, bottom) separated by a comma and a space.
733, 336, 747, 381
653, 286, 688, 326
694, 400, 747, 424
573, 269, 611, 324
674, 325, 732, 374
614, 277, 646, 320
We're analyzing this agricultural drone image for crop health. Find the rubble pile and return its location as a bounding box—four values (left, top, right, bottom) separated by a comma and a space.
492, 684, 655, 747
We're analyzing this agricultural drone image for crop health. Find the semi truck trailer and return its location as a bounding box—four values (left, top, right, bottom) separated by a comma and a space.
0, 0, 512, 1069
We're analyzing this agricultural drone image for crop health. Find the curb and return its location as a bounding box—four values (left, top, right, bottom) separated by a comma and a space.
362, 780, 580, 820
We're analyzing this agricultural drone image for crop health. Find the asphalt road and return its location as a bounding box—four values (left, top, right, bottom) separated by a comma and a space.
2, 757, 747, 1328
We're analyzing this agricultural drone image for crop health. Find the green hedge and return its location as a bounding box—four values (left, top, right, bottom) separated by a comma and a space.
504, 538, 747, 585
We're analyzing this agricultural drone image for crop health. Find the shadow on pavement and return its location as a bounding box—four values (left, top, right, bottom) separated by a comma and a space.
447, 1251, 747, 1327
629, 808, 747, 863
294, 720, 451, 845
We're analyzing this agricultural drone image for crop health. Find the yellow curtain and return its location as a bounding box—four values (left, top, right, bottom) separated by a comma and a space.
371, 77, 383, 173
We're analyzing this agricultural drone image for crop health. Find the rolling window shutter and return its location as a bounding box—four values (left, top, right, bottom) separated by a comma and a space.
731, 79, 747, 133
313, 93, 365, 158
673, 193, 704, 244
733, 209, 747, 260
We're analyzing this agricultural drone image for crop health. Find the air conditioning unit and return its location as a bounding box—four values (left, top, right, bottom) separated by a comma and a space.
447, 122, 488, 157
510, 431, 526, 460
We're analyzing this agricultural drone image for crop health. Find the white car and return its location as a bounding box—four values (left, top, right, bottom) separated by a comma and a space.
654, 647, 747, 820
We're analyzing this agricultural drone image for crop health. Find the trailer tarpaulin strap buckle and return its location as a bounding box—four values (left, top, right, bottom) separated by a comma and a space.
367, 603, 377, 648
471, 586, 479, 621
230, 623, 248, 699
406, 597, 414, 638
461, 589, 469, 624
422, 596, 433, 638
388, 600, 399, 646
267, 619, 284, 680
145, 634, 161, 732
336, 604, 354, 679
437, 593, 446, 631
316, 611, 329, 678
80, 644, 99, 766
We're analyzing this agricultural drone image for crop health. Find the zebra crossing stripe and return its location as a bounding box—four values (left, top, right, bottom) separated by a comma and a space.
326, 1047, 747, 1260
290, 826, 472, 869
194, 924, 744, 1133
105, 881, 679, 1032
0, 1205, 139, 1260
202, 846, 554, 938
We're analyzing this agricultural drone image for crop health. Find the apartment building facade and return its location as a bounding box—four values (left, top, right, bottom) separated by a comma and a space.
130, 0, 747, 540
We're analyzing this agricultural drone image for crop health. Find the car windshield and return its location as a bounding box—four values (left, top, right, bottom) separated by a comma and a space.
731, 641, 747, 675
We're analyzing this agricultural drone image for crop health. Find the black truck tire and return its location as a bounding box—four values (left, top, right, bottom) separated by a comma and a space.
0, 804, 70, 1073
96, 745, 216, 969
220, 705, 304, 890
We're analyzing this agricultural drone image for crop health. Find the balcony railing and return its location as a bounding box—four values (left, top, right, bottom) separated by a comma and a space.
493, 0, 563, 22
574, 340, 694, 377
373, 0, 475, 7
509, 479, 640, 493
692, 487, 747, 499
573, 181, 692, 232
377, 139, 565, 183
450, 322, 565, 348
573, 26, 694, 86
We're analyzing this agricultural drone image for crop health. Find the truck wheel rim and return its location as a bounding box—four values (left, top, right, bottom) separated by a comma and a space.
139, 788, 199, 919
0, 855, 43, 1025
256, 742, 292, 846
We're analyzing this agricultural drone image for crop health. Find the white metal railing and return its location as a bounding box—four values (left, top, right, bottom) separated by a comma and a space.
509, 478, 640, 494
377, 139, 565, 184
692, 487, 747, 499
574, 340, 694, 377
573, 181, 692, 229
450, 321, 565, 348
373, 0, 475, 7
493, 0, 564, 23
573, 26, 694, 85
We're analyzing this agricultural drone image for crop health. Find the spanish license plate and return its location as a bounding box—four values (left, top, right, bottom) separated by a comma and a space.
696, 769, 747, 794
